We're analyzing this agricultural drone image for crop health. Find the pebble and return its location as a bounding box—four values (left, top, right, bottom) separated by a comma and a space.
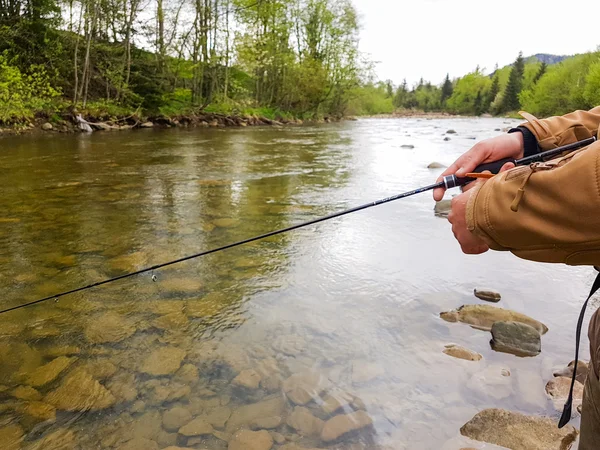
179, 417, 214, 437
233, 369, 262, 389
427, 162, 446, 169
443, 344, 482, 361
228, 429, 273, 450
474, 289, 501, 303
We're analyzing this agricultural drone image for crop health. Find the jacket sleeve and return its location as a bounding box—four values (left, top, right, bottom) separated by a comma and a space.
465, 140, 600, 266
517, 106, 600, 151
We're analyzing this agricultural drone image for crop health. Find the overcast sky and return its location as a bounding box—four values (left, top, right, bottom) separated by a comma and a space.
352, 0, 599, 88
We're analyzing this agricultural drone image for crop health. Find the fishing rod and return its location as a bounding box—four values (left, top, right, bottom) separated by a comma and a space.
1, 136, 595, 316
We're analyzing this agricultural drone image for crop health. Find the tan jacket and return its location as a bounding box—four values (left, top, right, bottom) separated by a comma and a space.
466, 106, 600, 266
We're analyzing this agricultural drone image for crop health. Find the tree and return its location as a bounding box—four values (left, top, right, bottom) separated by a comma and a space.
385, 79, 393, 98
440, 73, 453, 105
532, 61, 547, 84
501, 51, 525, 112
486, 74, 499, 112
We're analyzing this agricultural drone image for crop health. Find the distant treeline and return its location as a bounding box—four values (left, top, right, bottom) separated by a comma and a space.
346, 50, 600, 118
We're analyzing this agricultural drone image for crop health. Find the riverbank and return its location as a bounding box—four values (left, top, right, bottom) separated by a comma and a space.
0, 111, 349, 138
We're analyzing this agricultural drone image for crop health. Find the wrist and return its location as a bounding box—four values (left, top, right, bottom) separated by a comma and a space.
508, 126, 539, 158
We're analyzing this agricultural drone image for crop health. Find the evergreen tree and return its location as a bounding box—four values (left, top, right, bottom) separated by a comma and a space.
440, 73, 453, 105
385, 80, 394, 98
393, 79, 408, 108
474, 90, 484, 115
501, 51, 525, 112
532, 62, 547, 84
486, 75, 500, 112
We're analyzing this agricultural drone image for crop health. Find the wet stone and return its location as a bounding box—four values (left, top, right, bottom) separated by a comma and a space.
490, 321, 541, 357
205, 406, 232, 429
159, 277, 203, 294
270, 431, 286, 444
26, 428, 75, 450
26, 356, 76, 387
440, 304, 548, 334
460, 408, 579, 450
0, 424, 23, 450
553, 360, 589, 384
228, 429, 273, 450
139, 346, 186, 376
175, 364, 199, 383
157, 430, 178, 447
130, 400, 146, 414
45, 368, 116, 411
42, 345, 80, 358
109, 252, 147, 272
152, 312, 189, 331
250, 416, 282, 430
226, 396, 286, 432
119, 437, 159, 450
85, 311, 136, 344
272, 335, 306, 356
467, 365, 513, 400
233, 369, 262, 389
321, 390, 354, 415
443, 344, 482, 361
546, 376, 584, 412
82, 359, 117, 380
434, 200, 451, 218
474, 289, 501, 303
179, 417, 214, 437
107, 371, 138, 403
20, 400, 56, 425
321, 410, 373, 442
163, 406, 193, 432
213, 218, 238, 228
283, 371, 332, 405
287, 406, 324, 437
11, 385, 42, 401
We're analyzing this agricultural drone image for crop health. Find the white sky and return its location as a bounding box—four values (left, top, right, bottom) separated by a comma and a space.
352, 0, 600, 88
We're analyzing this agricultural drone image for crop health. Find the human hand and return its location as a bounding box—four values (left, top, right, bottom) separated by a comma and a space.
433, 132, 524, 201
447, 178, 490, 254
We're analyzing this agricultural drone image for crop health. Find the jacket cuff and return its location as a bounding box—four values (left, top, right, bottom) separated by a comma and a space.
508, 126, 539, 157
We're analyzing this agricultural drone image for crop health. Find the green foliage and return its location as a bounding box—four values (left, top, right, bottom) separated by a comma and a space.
532, 62, 547, 84
519, 52, 600, 116
0, 53, 60, 123
440, 74, 453, 105
345, 82, 394, 116
446, 69, 491, 115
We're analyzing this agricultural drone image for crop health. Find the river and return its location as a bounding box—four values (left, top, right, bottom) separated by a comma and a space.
0, 118, 596, 449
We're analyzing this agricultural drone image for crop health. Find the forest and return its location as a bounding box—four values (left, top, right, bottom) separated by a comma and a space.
351, 50, 600, 119
0, 0, 363, 124
0, 0, 599, 126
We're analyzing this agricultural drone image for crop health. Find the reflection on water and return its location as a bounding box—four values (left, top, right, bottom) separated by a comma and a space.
0, 119, 596, 449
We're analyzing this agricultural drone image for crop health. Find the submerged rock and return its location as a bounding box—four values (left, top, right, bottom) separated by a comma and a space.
434, 200, 451, 218
226, 396, 286, 432
11, 385, 42, 401
26, 356, 76, 387
546, 376, 584, 412
19, 400, 56, 425
119, 437, 159, 450
283, 371, 332, 405
178, 417, 213, 437
351, 360, 384, 384
162, 406, 192, 431
26, 428, 76, 450
213, 218, 238, 228
233, 369, 262, 389
0, 424, 23, 450
321, 390, 354, 415
490, 321, 541, 357
443, 344, 482, 361
287, 406, 324, 437
250, 416, 282, 430
85, 311, 136, 344
139, 347, 186, 376
45, 368, 116, 411
474, 289, 501, 303
205, 406, 232, 429
427, 162, 446, 169
440, 304, 548, 334
321, 410, 373, 442
553, 360, 589, 384
467, 365, 512, 400
228, 429, 273, 450
460, 408, 578, 450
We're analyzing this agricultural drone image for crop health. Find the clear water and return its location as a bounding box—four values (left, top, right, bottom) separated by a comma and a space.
0, 118, 596, 449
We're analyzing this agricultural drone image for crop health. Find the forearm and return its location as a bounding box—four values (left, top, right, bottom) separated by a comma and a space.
466, 141, 600, 266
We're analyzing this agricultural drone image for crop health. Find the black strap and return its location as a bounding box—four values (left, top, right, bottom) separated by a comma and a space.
559, 271, 600, 428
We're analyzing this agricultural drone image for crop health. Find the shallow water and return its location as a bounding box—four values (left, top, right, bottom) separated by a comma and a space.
0, 118, 597, 449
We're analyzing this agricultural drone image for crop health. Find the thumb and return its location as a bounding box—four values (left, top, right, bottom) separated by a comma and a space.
499, 162, 516, 173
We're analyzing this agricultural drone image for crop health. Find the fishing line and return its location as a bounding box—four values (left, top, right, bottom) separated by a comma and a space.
1, 136, 595, 316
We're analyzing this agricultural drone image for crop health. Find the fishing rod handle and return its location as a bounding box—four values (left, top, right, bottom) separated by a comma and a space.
443, 157, 516, 189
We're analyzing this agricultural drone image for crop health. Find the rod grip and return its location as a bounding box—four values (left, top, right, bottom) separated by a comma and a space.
452, 157, 517, 187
